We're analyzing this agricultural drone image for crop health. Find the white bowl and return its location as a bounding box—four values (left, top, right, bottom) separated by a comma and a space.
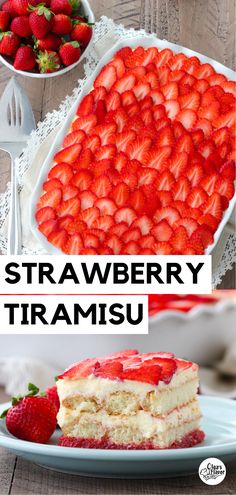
0, 0, 95, 78
29, 35, 236, 254
0, 296, 235, 367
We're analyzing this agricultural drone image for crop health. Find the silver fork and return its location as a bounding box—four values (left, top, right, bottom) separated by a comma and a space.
0, 77, 36, 254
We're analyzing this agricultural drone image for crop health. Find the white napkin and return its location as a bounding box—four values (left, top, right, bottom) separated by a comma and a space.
0, 357, 60, 395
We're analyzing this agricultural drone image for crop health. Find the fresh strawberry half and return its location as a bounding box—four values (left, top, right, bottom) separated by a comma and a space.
36, 45, 235, 254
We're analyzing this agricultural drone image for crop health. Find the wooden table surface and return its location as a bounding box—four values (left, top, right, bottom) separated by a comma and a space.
0, 0, 236, 492
0, 0, 235, 286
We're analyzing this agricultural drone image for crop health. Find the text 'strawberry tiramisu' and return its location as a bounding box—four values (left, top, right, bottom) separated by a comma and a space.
36, 45, 235, 255
57, 350, 205, 449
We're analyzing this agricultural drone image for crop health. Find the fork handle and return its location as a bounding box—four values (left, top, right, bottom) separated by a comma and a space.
7, 155, 22, 255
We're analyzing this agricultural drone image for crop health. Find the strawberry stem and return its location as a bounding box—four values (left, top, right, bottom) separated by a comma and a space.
0, 383, 40, 419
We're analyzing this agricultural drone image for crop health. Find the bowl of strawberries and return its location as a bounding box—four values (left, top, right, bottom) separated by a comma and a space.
0, 0, 95, 77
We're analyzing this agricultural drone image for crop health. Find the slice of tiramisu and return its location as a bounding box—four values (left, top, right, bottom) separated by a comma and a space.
57, 350, 205, 449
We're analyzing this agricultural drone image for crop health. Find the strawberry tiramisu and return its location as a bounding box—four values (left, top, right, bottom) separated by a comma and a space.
57, 350, 205, 449
36, 44, 235, 255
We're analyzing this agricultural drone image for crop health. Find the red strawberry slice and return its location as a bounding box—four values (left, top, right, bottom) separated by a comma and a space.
123, 228, 141, 243
95, 198, 117, 215
77, 94, 94, 117
111, 182, 130, 207
63, 130, 86, 148
43, 178, 62, 192
37, 188, 62, 209
72, 115, 97, 133
143, 146, 172, 172
169, 152, 188, 178
122, 362, 161, 385
175, 217, 198, 236
114, 207, 137, 226
92, 159, 111, 177
144, 357, 177, 383
177, 109, 197, 130
62, 185, 79, 201
164, 100, 180, 119
95, 145, 116, 161
59, 358, 99, 379
71, 170, 93, 191
161, 82, 178, 100
84, 135, 101, 153
170, 226, 189, 252
175, 134, 194, 154
106, 234, 123, 254
110, 222, 128, 237
179, 90, 200, 111
212, 127, 230, 147
95, 100, 106, 123
200, 173, 219, 195
138, 168, 158, 186
190, 225, 214, 249
92, 123, 117, 145
172, 177, 191, 201
154, 241, 173, 254
83, 233, 99, 249
154, 206, 180, 226
157, 191, 172, 207
127, 137, 152, 161
49, 163, 73, 185
58, 197, 81, 218
116, 130, 136, 152
85, 228, 106, 244
91, 175, 112, 198
150, 90, 165, 105
125, 46, 144, 68
47, 229, 68, 249
109, 57, 126, 78
116, 46, 132, 60
129, 190, 146, 214
39, 219, 58, 237
133, 82, 151, 100
198, 102, 220, 121
36, 206, 56, 224
91, 86, 107, 102
79, 207, 100, 227
105, 91, 121, 112
132, 216, 153, 235
94, 360, 123, 379
186, 164, 204, 187
54, 144, 82, 165
94, 65, 117, 91
155, 48, 173, 67
151, 220, 173, 241
198, 213, 219, 232
213, 110, 235, 129
112, 73, 136, 94
143, 71, 159, 89
219, 161, 236, 181
156, 127, 175, 147
121, 90, 137, 107
191, 129, 204, 146
156, 170, 175, 191
139, 235, 155, 249
92, 215, 115, 231
203, 192, 223, 220
111, 108, 128, 132
63, 233, 83, 254
80, 248, 98, 254
187, 187, 208, 208
215, 177, 234, 200
121, 241, 140, 254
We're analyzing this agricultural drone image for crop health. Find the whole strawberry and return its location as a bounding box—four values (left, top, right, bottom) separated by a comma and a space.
0, 31, 20, 57
52, 13, 72, 35
37, 49, 61, 73
71, 22, 92, 48
50, 0, 76, 15
11, 16, 32, 37
36, 33, 62, 51
0, 383, 57, 444
45, 385, 60, 413
0, 11, 10, 31
14, 45, 36, 70
2, 1, 17, 18
29, 4, 53, 39
12, 0, 40, 16
59, 40, 81, 66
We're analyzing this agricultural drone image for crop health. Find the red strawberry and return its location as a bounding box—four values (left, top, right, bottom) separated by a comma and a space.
198, 213, 219, 232
63, 233, 83, 254
58, 197, 80, 217
78, 191, 96, 210
94, 360, 123, 379
109, 57, 126, 78
186, 164, 204, 187
105, 91, 121, 112
161, 82, 178, 100
59, 41, 81, 66
219, 161, 236, 181
155, 48, 173, 67
92, 215, 114, 231
187, 187, 208, 208
39, 218, 58, 237
175, 134, 193, 153
132, 216, 153, 235
14, 46, 36, 71
52, 13, 72, 35
77, 94, 94, 117
154, 206, 180, 226
62, 185, 79, 201
122, 362, 161, 385
175, 217, 198, 236
154, 241, 173, 254
49, 163, 73, 185
111, 183, 130, 207
213, 110, 235, 129
71, 170, 93, 191
95, 198, 116, 215
11, 15, 32, 36
179, 90, 200, 111
72, 115, 97, 133
172, 177, 191, 201
114, 207, 137, 226
177, 109, 197, 130
50, 0, 73, 15
94, 65, 117, 92
0, 31, 20, 57
215, 177, 234, 200
2, 1, 17, 17
0, 11, 10, 31
143, 146, 172, 171
54, 143, 82, 164
47, 229, 68, 248
106, 234, 123, 254
156, 170, 175, 191
36, 206, 56, 224
45, 385, 60, 413
127, 137, 152, 162
125, 46, 144, 68
151, 220, 173, 242
169, 152, 188, 178
144, 357, 177, 383
11, 0, 39, 15
112, 73, 136, 94
37, 33, 62, 51
37, 50, 61, 74
2, 383, 57, 444
37, 188, 62, 209
190, 225, 214, 249
91, 175, 112, 198
123, 228, 141, 243
29, 4, 53, 39
71, 22, 92, 48
63, 130, 85, 147
203, 192, 223, 220
58, 358, 99, 379
164, 100, 180, 119
170, 226, 189, 252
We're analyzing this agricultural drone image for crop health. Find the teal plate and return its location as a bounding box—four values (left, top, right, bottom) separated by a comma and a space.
0, 396, 236, 478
